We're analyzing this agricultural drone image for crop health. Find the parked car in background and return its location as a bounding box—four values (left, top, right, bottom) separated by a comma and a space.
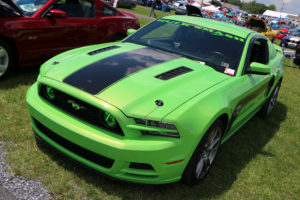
27, 16, 284, 186
294, 45, 300, 65
0, 0, 140, 79
247, 16, 277, 42
104, 0, 137, 9
276, 28, 289, 41
280, 31, 300, 49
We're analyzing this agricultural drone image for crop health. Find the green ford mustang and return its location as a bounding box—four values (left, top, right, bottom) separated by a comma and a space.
26, 16, 284, 185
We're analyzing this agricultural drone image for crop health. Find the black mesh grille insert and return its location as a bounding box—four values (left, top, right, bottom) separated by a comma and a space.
87, 46, 120, 56
39, 84, 124, 136
33, 118, 114, 168
155, 66, 193, 80
129, 162, 154, 170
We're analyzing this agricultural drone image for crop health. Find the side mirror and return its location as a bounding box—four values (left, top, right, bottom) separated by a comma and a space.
48, 9, 67, 18
249, 62, 270, 75
127, 29, 137, 36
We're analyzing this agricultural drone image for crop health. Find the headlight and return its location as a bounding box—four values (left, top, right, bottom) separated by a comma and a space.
101, 111, 117, 128
46, 86, 55, 100
40, 85, 55, 101
134, 118, 180, 138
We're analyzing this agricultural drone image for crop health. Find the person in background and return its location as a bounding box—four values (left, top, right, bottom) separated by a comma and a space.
149, 0, 157, 18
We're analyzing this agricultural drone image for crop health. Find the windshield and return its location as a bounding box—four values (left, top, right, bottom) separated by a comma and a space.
13, 0, 50, 16
125, 19, 245, 76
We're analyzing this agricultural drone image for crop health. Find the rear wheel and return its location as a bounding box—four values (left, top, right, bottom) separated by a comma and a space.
0, 40, 14, 80
129, 3, 135, 9
259, 83, 281, 118
109, 34, 126, 42
181, 119, 223, 186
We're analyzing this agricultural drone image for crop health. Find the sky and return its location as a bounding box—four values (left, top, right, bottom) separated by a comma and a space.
242, 0, 300, 15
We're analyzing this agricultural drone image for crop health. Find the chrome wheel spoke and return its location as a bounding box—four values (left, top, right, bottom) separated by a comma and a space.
203, 156, 210, 170
208, 135, 220, 150
0, 46, 9, 75
267, 86, 279, 114
0, 49, 7, 57
196, 157, 204, 178
0, 64, 6, 73
196, 126, 222, 178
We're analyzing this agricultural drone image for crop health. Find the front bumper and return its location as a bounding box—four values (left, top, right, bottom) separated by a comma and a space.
26, 82, 189, 184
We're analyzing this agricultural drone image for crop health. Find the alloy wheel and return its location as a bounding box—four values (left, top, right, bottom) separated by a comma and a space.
196, 126, 222, 179
0, 45, 9, 77
267, 85, 279, 115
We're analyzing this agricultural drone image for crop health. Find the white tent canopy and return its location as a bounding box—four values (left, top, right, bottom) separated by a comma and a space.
263, 10, 297, 18
202, 5, 220, 12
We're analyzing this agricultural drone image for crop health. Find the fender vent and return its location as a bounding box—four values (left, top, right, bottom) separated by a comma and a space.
88, 46, 120, 56
155, 66, 193, 80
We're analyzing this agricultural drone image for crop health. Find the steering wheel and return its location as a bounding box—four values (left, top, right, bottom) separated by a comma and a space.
206, 51, 226, 66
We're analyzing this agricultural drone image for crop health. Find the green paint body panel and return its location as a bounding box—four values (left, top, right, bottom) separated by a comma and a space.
26, 16, 284, 184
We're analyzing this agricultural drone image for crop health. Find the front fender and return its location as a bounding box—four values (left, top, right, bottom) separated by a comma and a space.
163, 86, 233, 162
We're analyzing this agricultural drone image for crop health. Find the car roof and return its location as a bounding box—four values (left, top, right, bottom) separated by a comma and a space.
162, 15, 254, 38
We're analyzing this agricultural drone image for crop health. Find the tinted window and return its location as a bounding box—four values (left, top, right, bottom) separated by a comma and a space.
53, 0, 96, 18
248, 39, 269, 65
14, 0, 50, 16
103, 4, 116, 16
0, 1, 19, 16
125, 19, 246, 75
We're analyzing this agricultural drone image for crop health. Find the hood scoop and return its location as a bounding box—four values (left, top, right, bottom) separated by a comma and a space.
155, 66, 193, 80
87, 46, 120, 56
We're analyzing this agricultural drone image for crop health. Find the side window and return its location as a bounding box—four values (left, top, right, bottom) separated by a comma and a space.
52, 0, 96, 18
248, 39, 269, 65
103, 4, 116, 16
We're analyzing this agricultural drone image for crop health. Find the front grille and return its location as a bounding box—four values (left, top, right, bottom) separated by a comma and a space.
33, 118, 114, 168
155, 66, 193, 80
39, 84, 124, 136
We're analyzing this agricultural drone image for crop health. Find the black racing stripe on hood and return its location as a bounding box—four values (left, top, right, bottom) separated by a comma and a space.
63, 47, 179, 95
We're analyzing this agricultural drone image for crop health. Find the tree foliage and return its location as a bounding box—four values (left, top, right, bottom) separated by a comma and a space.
220, 0, 277, 14
268, 4, 276, 11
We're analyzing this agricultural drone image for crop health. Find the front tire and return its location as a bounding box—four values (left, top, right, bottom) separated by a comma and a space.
181, 119, 223, 186
0, 40, 15, 80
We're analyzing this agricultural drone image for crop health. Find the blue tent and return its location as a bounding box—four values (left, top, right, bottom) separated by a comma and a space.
231, 9, 240, 14
176, 0, 188, 4
281, 25, 291, 29
294, 27, 300, 31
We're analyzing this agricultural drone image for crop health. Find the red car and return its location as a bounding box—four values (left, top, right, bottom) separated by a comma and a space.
276, 28, 289, 40
0, 0, 140, 79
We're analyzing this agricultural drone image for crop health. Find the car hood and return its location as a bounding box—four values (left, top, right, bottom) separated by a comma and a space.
247, 16, 266, 31
120, 10, 137, 19
43, 43, 230, 118
2, 0, 23, 15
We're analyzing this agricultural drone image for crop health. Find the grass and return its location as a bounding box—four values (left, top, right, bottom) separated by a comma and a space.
120, 5, 175, 27
120, 5, 175, 19
1, 12, 300, 200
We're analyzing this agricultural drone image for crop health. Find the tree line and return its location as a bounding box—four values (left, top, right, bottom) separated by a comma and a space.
220, 0, 276, 14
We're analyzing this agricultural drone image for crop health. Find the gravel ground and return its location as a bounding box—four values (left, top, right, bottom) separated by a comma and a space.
0, 142, 51, 200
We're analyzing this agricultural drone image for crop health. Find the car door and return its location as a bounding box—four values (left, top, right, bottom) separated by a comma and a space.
229, 37, 273, 131
18, 0, 101, 63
